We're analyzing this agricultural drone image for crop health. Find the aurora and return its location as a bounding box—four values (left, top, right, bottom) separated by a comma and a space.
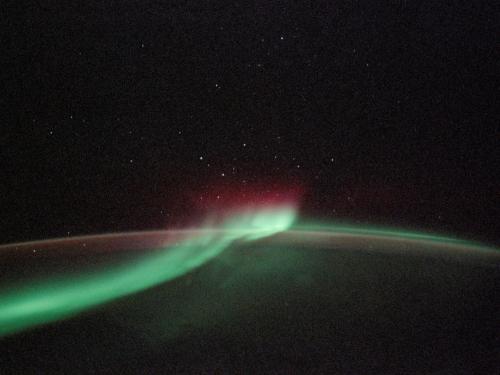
0, 206, 497, 338
0, 205, 298, 337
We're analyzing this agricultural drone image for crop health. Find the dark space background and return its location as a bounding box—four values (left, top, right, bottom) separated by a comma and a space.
1, 1, 499, 245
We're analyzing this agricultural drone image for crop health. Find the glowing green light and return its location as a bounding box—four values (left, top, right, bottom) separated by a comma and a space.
292, 220, 496, 252
224, 205, 297, 241
1, 208, 497, 338
0, 206, 297, 337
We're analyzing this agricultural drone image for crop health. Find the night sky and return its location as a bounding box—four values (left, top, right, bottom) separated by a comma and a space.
2, 1, 499, 245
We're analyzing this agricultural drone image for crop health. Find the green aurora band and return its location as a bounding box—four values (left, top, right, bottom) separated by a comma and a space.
0, 206, 497, 337
0, 206, 297, 337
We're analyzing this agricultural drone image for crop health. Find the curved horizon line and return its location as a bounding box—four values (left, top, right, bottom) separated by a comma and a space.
1, 226, 497, 254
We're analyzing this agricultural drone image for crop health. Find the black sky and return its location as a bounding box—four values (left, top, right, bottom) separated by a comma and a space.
2, 1, 499, 244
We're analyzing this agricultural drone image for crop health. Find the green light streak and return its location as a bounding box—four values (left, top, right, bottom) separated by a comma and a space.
292, 220, 496, 252
0, 206, 297, 337
1, 208, 497, 338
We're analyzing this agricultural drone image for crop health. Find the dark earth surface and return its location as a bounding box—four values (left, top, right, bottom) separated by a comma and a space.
0, 232, 498, 374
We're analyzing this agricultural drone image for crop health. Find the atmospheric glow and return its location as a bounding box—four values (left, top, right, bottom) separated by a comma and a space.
0, 205, 297, 337
292, 220, 496, 252
223, 205, 297, 241
0, 207, 497, 338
